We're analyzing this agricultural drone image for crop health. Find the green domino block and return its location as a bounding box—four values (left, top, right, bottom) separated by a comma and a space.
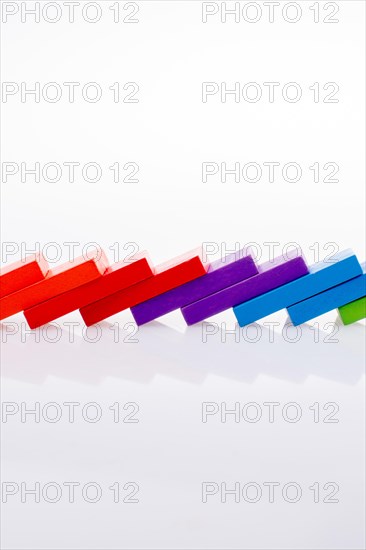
338, 296, 366, 325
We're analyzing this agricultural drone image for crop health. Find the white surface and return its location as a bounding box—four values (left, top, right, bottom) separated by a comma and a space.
1, 311, 365, 549
1, 1, 365, 549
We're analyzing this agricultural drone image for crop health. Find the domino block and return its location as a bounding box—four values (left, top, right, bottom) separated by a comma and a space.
1, 249, 109, 321
130, 249, 258, 325
338, 296, 366, 325
0, 254, 49, 298
233, 249, 362, 326
24, 252, 154, 329
181, 251, 309, 325
80, 247, 210, 326
287, 263, 366, 326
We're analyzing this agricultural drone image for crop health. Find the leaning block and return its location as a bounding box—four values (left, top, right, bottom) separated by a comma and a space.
80, 247, 210, 326
24, 252, 154, 329
233, 249, 362, 326
130, 249, 258, 325
287, 264, 366, 326
0, 254, 49, 298
338, 296, 366, 325
0, 249, 108, 321
181, 251, 309, 325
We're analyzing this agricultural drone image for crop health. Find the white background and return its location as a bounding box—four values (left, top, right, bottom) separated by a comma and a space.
1, 1, 365, 549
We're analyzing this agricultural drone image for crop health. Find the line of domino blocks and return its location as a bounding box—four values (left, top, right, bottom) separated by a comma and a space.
0, 245, 365, 330
233, 250, 363, 326
130, 249, 258, 325
79, 247, 210, 327
23, 251, 155, 328
1, 250, 109, 320
286, 262, 366, 326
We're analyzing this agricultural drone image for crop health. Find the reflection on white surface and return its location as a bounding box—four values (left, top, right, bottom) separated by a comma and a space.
1, 312, 365, 549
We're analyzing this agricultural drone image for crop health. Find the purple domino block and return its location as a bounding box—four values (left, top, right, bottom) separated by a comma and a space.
130, 250, 258, 325
181, 251, 309, 325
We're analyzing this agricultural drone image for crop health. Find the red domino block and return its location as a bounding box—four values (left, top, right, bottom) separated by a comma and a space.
23, 252, 155, 329
0, 254, 49, 298
0, 249, 109, 321
80, 247, 210, 326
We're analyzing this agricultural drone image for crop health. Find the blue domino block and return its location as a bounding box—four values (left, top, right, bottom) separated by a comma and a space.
233, 249, 362, 327
287, 262, 366, 326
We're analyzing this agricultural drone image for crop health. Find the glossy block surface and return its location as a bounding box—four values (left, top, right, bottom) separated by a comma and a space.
23, 252, 155, 328
0, 254, 49, 298
1, 250, 108, 321
131, 250, 258, 325
338, 296, 366, 325
182, 252, 309, 325
233, 249, 362, 326
287, 264, 366, 326
80, 247, 209, 326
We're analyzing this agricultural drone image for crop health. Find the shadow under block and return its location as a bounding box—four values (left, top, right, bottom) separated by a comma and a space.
181, 252, 309, 325
0, 254, 49, 298
80, 247, 210, 326
23, 252, 155, 329
338, 296, 366, 325
233, 249, 362, 326
287, 264, 366, 326
130, 250, 259, 325
1, 250, 109, 321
